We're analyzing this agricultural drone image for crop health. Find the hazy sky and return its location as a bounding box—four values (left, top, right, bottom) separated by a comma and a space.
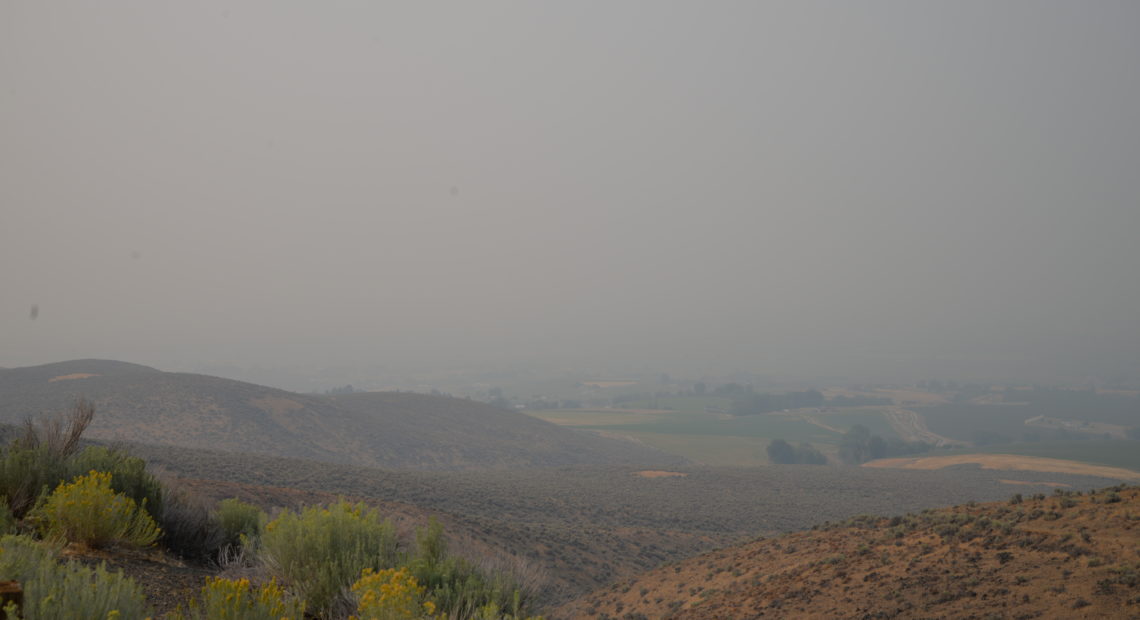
3, 2, 1139, 383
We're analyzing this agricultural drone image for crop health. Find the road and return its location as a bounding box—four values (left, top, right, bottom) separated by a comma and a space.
882, 407, 963, 447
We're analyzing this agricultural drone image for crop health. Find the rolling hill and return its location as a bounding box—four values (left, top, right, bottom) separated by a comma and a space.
0, 359, 683, 469
116, 438, 1135, 608
558, 485, 1140, 619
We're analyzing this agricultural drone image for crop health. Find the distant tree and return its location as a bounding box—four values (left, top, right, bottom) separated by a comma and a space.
839, 425, 872, 464
767, 439, 826, 465
795, 442, 827, 465
868, 435, 888, 460
766, 439, 796, 464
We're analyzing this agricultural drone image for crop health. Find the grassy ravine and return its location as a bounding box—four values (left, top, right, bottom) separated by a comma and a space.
560, 485, 1140, 619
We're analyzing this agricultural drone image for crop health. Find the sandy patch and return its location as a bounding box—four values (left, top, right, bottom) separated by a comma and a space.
48, 373, 99, 382
633, 470, 688, 478
864, 454, 1140, 480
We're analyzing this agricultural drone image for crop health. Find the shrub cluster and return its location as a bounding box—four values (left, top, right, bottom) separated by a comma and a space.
0, 401, 540, 619
352, 567, 435, 619
258, 505, 537, 619
0, 534, 151, 619
31, 470, 161, 549
0, 402, 164, 524
260, 500, 399, 616
171, 577, 304, 620
217, 497, 263, 550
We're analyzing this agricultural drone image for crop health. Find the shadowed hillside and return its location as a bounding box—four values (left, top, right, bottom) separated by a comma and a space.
559, 485, 1140, 619
0, 359, 683, 470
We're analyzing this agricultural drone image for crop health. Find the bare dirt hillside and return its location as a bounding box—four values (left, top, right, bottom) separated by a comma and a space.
0, 359, 683, 470
560, 485, 1140, 619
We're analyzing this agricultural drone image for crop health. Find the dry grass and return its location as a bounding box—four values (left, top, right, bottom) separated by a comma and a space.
864, 453, 1140, 481
248, 396, 304, 416
999, 478, 1071, 488
560, 485, 1140, 619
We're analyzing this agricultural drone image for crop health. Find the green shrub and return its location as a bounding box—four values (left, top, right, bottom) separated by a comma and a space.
218, 498, 264, 549
0, 444, 68, 519
0, 401, 99, 518
0, 500, 15, 536
0, 534, 150, 619
171, 576, 304, 620
407, 519, 534, 619
260, 500, 399, 616
31, 470, 160, 548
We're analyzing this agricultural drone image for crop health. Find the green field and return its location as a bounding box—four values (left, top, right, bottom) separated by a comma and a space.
617, 395, 735, 413
965, 440, 1140, 472
526, 402, 901, 464
604, 431, 814, 466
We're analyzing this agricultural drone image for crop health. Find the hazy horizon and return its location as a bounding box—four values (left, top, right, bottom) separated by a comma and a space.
4, 2, 1139, 387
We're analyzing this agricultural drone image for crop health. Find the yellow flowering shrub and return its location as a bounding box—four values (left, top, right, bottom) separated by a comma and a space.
171, 576, 304, 620
352, 567, 436, 620
32, 470, 160, 548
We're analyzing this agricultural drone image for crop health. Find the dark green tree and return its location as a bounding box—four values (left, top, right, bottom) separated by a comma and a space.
766, 439, 796, 464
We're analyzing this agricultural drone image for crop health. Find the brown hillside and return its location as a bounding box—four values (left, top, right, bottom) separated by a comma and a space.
560, 485, 1140, 619
0, 359, 683, 470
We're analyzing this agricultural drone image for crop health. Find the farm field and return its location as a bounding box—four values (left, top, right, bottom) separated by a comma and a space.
965, 440, 1140, 472
602, 431, 772, 466
922, 403, 1039, 442
527, 403, 901, 464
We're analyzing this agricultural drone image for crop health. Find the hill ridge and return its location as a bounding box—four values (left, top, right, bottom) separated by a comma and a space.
560, 485, 1140, 619
0, 359, 684, 470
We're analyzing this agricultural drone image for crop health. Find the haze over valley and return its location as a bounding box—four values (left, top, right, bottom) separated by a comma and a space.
3, 2, 1140, 618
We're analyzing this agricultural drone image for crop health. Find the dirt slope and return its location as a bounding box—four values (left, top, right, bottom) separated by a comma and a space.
560, 485, 1140, 619
866, 453, 1140, 481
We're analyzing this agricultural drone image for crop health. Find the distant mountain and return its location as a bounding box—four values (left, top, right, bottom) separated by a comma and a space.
558, 484, 1140, 619
0, 359, 683, 469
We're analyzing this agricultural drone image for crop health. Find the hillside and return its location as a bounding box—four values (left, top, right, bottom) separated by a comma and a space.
559, 485, 1140, 619
330, 391, 684, 469
0, 359, 682, 470
120, 439, 1134, 607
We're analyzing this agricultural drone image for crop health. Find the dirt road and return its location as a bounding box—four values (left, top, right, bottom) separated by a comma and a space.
882, 407, 963, 447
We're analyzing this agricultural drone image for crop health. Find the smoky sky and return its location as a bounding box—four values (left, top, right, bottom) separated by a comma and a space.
3, 2, 1139, 382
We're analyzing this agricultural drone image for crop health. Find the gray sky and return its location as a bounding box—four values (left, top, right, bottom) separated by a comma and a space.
3, 2, 1139, 383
